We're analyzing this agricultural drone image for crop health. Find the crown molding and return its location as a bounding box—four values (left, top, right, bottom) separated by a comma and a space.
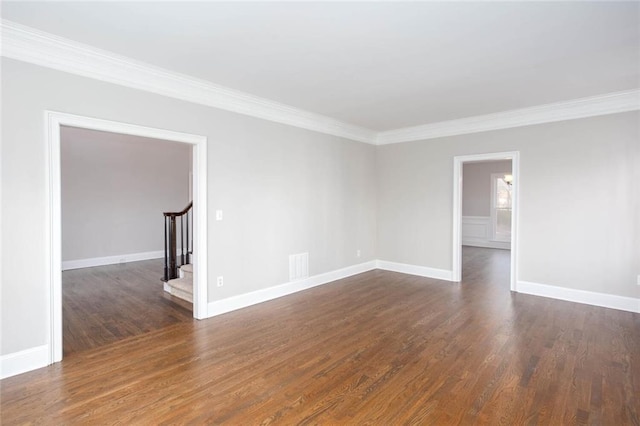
2, 20, 638, 146
0, 19, 376, 144
376, 89, 640, 145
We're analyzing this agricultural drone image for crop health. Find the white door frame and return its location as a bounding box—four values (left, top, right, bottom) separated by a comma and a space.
452, 151, 519, 290
45, 111, 209, 364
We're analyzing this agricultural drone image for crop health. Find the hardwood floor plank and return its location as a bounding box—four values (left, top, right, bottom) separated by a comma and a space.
61, 259, 193, 356
1, 247, 638, 424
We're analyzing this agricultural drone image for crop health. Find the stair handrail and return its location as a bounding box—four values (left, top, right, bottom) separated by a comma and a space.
163, 201, 193, 217
163, 202, 193, 282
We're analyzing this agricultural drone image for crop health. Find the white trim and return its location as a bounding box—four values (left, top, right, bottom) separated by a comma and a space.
0, 345, 49, 379
452, 159, 463, 282
461, 215, 489, 222
462, 241, 510, 250
46, 111, 62, 364
453, 152, 519, 290
208, 261, 377, 317
2, 20, 639, 146
376, 90, 640, 144
376, 260, 454, 281
1, 20, 374, 144
517, 281, 640, 314
45, 111, 209, 365
61, 250, 165, 271
192, 137, 208, 319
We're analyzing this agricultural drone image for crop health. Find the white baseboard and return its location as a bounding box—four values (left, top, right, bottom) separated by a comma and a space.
517, 280, 640, 313
0, 345, 50, 379
5, 269, 636, 380
376, 260, 454, 281
62, 250, 165, 271
207, 260, 377, 317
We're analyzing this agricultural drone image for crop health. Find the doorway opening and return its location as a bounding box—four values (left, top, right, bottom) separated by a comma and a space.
46, 111, 208, 364
60, 126, 195, 355
452, 152, 519, 290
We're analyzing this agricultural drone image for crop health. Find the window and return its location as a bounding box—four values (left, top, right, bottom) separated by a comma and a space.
491, 173, 512, 242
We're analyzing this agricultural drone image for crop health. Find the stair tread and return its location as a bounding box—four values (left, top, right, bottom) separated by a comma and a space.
167, 277, 192, 294
169, 288, 193, 303
180, 264, 193, 274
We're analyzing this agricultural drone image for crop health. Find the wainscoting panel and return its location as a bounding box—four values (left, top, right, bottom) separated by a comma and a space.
461, 216, 510, 250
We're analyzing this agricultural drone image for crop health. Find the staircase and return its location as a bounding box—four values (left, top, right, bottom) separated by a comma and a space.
164, 263, 193, 302
162, 202, 193, 304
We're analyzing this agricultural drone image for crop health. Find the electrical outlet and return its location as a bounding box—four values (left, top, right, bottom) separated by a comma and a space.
356, 249, 361, 258
637, 275, 640, 286
216, 210, 223, 221
217, 276, 224, 287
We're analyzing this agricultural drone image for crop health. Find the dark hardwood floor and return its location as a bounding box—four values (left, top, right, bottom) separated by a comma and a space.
2, 248, 638, 424
62, 259, 193, 356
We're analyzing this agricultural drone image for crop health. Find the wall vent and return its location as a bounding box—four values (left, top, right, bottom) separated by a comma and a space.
289, 253, 309, 281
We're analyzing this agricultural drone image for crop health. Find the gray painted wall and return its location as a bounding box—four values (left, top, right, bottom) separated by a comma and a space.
1, 58, 377, 355
377, 112, 639, 299
1, 57, 638, 359
61, 126, 191, 262
462, 160, 512, 217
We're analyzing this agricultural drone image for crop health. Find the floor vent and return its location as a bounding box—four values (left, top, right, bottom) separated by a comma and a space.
289, 253, 309, 281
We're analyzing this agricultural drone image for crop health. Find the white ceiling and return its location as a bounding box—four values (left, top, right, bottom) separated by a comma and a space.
2, 1, 639, 132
